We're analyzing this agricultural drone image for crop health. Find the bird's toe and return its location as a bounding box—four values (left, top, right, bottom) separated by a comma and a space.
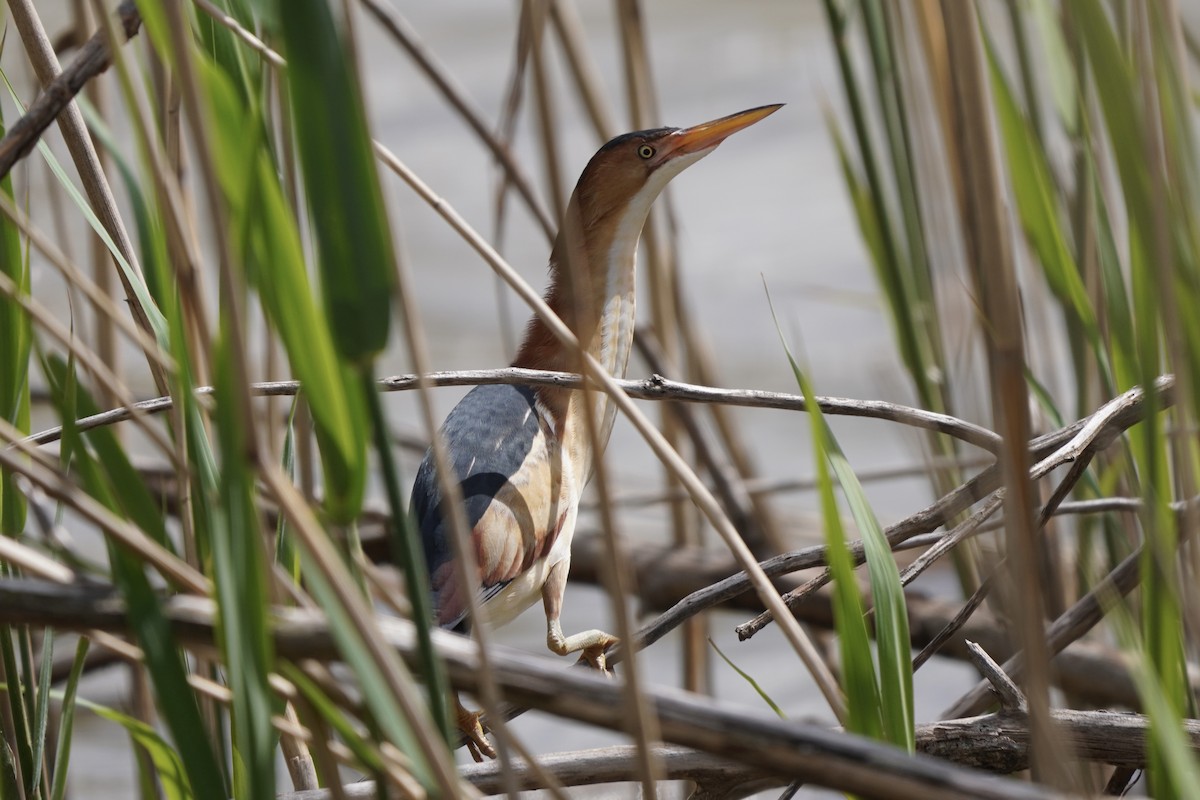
578, 634, 619, 676
456, 704, 496, 762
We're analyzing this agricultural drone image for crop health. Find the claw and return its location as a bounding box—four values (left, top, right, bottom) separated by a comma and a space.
455, 700, 496, 762
576, 637, 618, 677
546, 620, 619, 675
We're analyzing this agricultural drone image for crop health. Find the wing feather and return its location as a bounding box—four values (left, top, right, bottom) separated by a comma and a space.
411, 384, 565, 630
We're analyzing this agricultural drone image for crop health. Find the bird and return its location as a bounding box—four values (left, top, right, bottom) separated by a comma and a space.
410, 104, 782, 759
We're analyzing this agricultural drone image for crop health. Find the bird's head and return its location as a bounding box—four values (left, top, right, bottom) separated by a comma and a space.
570, 104, 783, 231
528, 103, 783, 378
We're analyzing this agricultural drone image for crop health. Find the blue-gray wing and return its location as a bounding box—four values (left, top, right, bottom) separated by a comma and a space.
410, 384, 564, 630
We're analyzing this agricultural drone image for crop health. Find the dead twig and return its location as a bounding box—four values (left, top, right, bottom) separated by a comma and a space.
944, 544, 1144, 718
965, 640, 1027, 713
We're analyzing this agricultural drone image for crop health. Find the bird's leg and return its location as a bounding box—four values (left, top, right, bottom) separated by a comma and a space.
454, 694, 496, 762
542, 559, 619, 674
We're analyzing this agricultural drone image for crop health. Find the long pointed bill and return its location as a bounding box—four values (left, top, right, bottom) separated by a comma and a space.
663, 104, 784, 159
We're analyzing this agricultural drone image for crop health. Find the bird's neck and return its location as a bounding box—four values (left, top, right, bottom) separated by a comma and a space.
512, 196, 649, 432
514, 195, 649, 370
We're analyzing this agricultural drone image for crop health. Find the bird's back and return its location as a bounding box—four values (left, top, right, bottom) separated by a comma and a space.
411, 383, 569, 631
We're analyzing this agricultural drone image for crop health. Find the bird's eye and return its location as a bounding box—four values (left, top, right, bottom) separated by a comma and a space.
637, 144, 656, 159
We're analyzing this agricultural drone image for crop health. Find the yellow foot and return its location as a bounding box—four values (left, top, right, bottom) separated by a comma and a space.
456, 702, 496, 762
575, 635, 619, 676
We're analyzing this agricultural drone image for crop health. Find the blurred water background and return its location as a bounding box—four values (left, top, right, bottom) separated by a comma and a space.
4, 1, 984, 796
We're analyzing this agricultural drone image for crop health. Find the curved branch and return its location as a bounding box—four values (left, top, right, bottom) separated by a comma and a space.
22, 369, 1001, 454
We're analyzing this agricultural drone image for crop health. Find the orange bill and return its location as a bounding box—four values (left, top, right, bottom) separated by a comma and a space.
664, 104, 784, 158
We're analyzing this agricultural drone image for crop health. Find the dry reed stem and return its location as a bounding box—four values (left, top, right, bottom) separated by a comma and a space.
592, 453, 991, 510
0, 422, 207, 594
548, 0, 617, 138
191, 0, 285, 67
894, 489, 1004, 590
573, 376, 664, 795
937, 4, 1064, 785
162, 0, 258, 441
5, 0, 168, 393
611, 8, 713, 700
388, 183, 535, 795
16, 370, 1171, 669
673, 318, 789, 556
355, 0, 556, 239
0, 1, 138, 176
108, 456, 1184, 713
91, 0, 218, 391
4, 2, 1181, 793
492, 0, 538, 253
636, 333, 770, 556
945, 540, 1146, 718
0, 536, 76, 583
0, 269, 179, 464
260, 468, 466, 795
965, 640, 1027, 713
72, 0, 119, 404
526, 0, 568, 223
449, 704, 1192, 797
533, 1, 672, 763
0, 191, 174, 376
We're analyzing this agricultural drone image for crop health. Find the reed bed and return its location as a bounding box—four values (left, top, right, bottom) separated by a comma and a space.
0, 1, 1198, 798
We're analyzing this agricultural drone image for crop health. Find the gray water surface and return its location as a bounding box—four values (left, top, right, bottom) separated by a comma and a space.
5, 1, 979, 797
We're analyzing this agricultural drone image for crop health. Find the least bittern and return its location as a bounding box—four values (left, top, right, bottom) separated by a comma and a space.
411, 104, 782, 759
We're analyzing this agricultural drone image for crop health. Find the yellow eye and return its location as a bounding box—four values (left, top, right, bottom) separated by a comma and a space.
637, 144, 655, 159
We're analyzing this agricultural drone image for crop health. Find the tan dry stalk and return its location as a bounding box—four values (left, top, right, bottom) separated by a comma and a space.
939, 3, 1073, 787
6, 0, 168, 393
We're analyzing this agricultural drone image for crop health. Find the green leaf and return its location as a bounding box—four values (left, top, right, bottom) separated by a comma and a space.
0, 70, 168, 351
28, 630, 53, 799
1075, 0, 1156, 262
46, 360, 226, 800
282, 663, 390, 775
196, 53, 366, 522
43, 357, 173, 550
766, 287, 913, 750
1107, 600, 1200, 798
276, 403, 302, 581
1029, 0, 1079, 134
77, 697, 194, 800
0, 623, 34, 797
295, 544, 436, 787
277, 0, 395, 364
0, 91, 30, 536
49, 638, 90, 800
77, 98, 175, 311
986, 37, 1104, 362
0, 738, 19, 800
195, 0, 263, 108
210, 339, 278, 800
708, 638, 786, 720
